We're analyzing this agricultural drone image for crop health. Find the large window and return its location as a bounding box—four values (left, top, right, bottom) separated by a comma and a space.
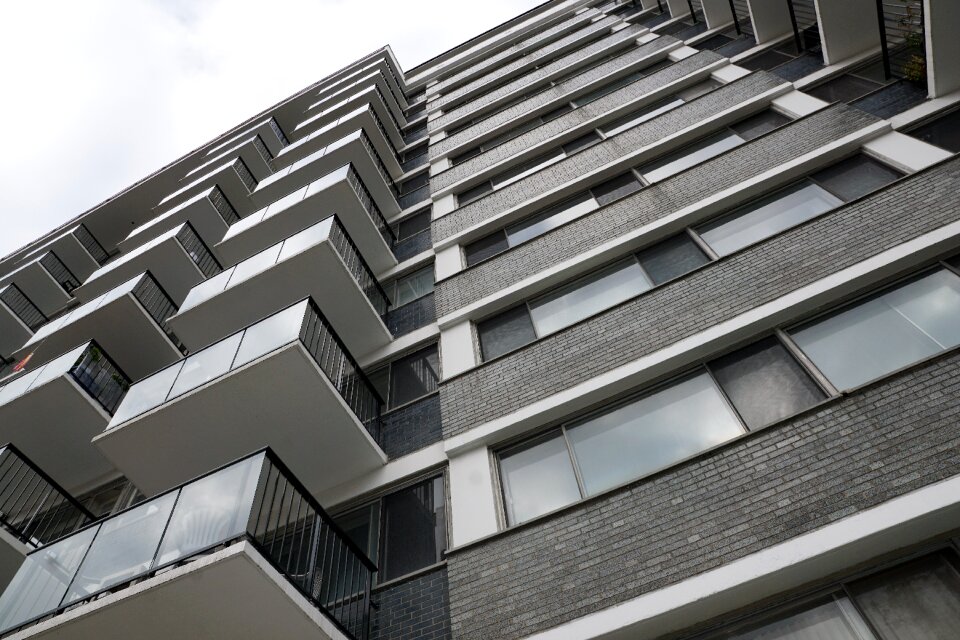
908, 107, 960, 154
368, 344, 441, 409
387, 265, 434, 307
335, 474, 447, 584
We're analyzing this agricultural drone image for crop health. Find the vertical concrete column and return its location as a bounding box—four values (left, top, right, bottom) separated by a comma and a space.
925, 0, 960, 97
639, 0, 662, 10
747, 0, 793, 45
448, 446, 500, 547
816, 0, 881, 64
665, 0, 691, 19
701, 0, 734, 30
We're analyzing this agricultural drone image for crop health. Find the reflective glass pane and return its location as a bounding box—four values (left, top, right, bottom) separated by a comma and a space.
277, 217, 333, 261
675, 78, 722, 101
591, 172, 643, 206
108, 361, 184, 427
491, 149, 564, 189
811, 154, 902, 202
639, 131, 744, 183
62, 493, 177, 605
723, 597, 874, 640
710, 337, 825, 429
233, 302, 306, 368
381, 476, 446, 581
155, 455, 264, 567
807, 74, 883, 104
529, 259, 650, 336
698, 181, 841, 256
506, 193, 598, 246
561, 132, 602, 155
465, 231, 509, 267
0, 525, 98, 633
478, 305, 538, 361
458, 181, 493, 205
500, 434, 581, 525
637, 233, 709, 285
728, 110, 791, 141
390, 344, 440, 407
599, 97, 684, 137
168, 333, 242, 399
790, 269, 960, 389
567, 372, 743, 496
909, 108, 960, 153
181, 268, 232, 311
392, 266, 435, 307
336, 503, 381, 564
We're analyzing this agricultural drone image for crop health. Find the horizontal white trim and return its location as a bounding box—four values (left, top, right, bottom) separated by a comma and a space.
358, 322, 439, 369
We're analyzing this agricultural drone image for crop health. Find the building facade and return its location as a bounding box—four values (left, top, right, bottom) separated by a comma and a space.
0, 0, 959, 638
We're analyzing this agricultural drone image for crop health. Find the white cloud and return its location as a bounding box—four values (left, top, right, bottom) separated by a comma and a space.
0, 0, 542, 256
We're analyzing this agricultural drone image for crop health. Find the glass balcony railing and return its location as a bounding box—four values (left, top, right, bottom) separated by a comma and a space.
0, 445, 94, 547
0, 341, 130, 416
109, 298, 382, 440
0, 284, 46, 332
0, 449, 375, 639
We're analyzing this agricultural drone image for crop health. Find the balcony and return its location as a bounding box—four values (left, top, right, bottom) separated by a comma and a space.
10, 224, 105, 285
297, 71, 405, 140
0, 341, 129, 493
75, 223, 221, 305
217, 164, 397, 272
12, 272, 183, 380
0, 445, 94, 587
94, 299, 386, 498
0, 450, 374, 640
203, 116, 289, 162
168, 217, 390, 357
184, 134, 275, 185
155, 157, 258, 217
120, 186, 240, 257
0, 286, 42, 359
0, 252, 78, 318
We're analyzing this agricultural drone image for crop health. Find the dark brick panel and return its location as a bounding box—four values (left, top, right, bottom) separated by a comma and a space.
392, 230, 432, 262
380, 394, 443, 459
433, 72, 787, 244
435, 104, 878, 316
446, 350, 960, 638
386, 293, 436, 337
371, 566, 452, 640
440, 157, 960, 437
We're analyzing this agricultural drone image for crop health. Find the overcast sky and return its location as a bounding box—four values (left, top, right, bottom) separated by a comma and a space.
0, 0, 541, 257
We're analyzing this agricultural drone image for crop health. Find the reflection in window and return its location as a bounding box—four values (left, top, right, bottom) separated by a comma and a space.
369, 344, 441, 409
500, 435, 582, 525
388, 265, 435, 307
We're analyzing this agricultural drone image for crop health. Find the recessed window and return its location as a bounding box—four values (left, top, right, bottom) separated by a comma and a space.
490, 149, 566, 189
368, 344, 441, 409
600, 96, 685, 137
457, 181, 493, 205
499, 434, 582, 525
506, 192, 597, 246
478, 304, 538, 361
591, 171, 643, 205
908, 108, 960, 153
809, 154, 903, 202
388, 265, 434, 307
636, 233, 709, 285
393, 208, 431, 241
807, 60, 888, 104
464, 231, 510, 267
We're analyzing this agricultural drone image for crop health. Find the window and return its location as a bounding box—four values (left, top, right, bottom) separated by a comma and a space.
477, 304, 537, 361
392, 208, 431, 241
807, 59, 888, 104
399, 171, 429, 195
499, 434, 582, 526
599, 78, 723, 137
789, 267, 960, 390
335, 475, 446, 583
368, 344, 441, 409
908, 108, 960, 153
76, 478, 143, 518
388, 265, 434, 307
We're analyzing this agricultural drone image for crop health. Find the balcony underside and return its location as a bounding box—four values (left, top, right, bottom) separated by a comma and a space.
158, 164, 253, 219
0, 308, 31, 360
74, 241, 204, 306
4, 543, 348, 640
186, 137, 273, 184
0, 266, 70, 318
298, 74, 402, 136
94, 343, 386, 498
120, 191, 230, 257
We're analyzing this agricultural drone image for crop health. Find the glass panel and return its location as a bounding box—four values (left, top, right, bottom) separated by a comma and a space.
500, 434, 581, 525
155, 455, 264, 567
381, 476, 446, 581
723, 597, 875, 640
637, 234, 710, 285
227, 244, 282, 289
0, 369, 43, 406
336, 503, 381, 565
848, 553, 960, 640
675, 78, 722, 101
29, 346, 87, 390
599, 97, 685, 137
264, 185, 309, 218
390, 344, 440, 407
61, 493, 177, 605
233, 302, 306, 369
728, 110, 791, 141
181, 268, 231, 311
567, 372, 744, 496
811, 155, 902, 202
506, 193, 598, 246
491, 149, 565, 189
277, 218, 333, 261
392, 266, 435, 307
108, 361, 183, 426
458, 181, 493, 205
529, 259, 651, 336
790, 269, 960, 389
367, 366, 389, 405
698, 181, 842, 256
396, 210, 431, 240
168, 333, 243, 399
465, 231, 509, 267
591, 172, 643, 206
0, 525, 98, 633
909, 108, 960, 153
639, 131, 744, 183
710, 337, 825, 429
561, 132, 602, 155
807, 74, 883, 104
478, 305, 538, 361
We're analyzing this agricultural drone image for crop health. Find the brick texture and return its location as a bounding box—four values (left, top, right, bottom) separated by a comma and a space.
371, 566, 452, 640
439, 157, 960, 437
386, 293, 437, 337
432, 71, 787, 245
435, 104, 878, 316
379, 393, 443, 459
446, 350, 960, 638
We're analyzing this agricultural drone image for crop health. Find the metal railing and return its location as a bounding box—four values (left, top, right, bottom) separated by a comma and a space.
209, 185, 241, 225
252, 134, 276, 171
0, 445, 94, 547
0, 449, 374, 640
73, 224, 110, 266
233, 157, 259, 193
68, 341, 131, 415
328, 217, 390, 315
175, 223, 222, 279
131, 273, 186, 354
877, 0, 925, 83
39, 252, 80, 295
346, 165, 396, 245
0, 285, 46, 332
358, 130, 399, 198
269, 117, 290, 147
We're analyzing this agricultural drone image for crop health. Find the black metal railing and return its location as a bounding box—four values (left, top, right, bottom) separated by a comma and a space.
368, 96, 402, 159
358, 130, 399, 198
0, 285, 46, 332
877, 0, 925, 83
0, 449, 374, 640
73, 224, 110, 266
69, 341, 131, 415
175, 223, 222, 279
346, 165, 396, 245
252, 134, 276, 171
39, 252, 80, 295
0, 445, 94, 547
269, 117, 290, 147
209, 185, 241, 225
299, 300, 382, 442
131, 273, 186, 354
233, 157, 259, 193
327, 217, 390, 315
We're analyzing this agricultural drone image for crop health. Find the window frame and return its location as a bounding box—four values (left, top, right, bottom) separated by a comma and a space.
367, 343, 441, 412
386, 264, 435, 308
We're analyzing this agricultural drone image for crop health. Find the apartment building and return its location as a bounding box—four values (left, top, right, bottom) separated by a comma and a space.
0, 0, 958, 638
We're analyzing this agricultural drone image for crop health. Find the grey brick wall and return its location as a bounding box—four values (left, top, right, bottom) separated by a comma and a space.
372, 566, 452, 640
432, 71, 786, 245
430, 36, 681, 159
439, 156, 960, 437
379, 393, 443, 459
445, 349, 960, 638
435, 104, 877, 316
431, 51, 722, 193
430, 24, 645, 133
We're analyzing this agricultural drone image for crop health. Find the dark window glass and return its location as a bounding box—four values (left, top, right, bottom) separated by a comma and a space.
451, 146, 482, 165
740, 48, 794, 72
728, 110, 792, 141
367, 366, 389, 404
710, 336, 825, 429
395, 209, 431, 241
478, 305, 537, 360
458, 180, 493, 205
562, 132, 602, 155
591, 172, 643, 206
909, 108, 960, 153
541, 103, 574, 122
390, 344, 440, 407
811, 154, 902, 202
381, 476, 446, 581
465, 231, 510, 267
338, 503, 380, 563
400, 172, 429, 194
640, 59, 674, 76
807, 73, 883, 104
637, 233, 709, 285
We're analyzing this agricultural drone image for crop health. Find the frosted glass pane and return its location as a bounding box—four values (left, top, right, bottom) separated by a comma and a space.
109, 361, 183, 427
501, 435, 580, 524
640, 131, 743, 183
227, 244, 282, 289
506, 193, 598, 246
168, 333, 242, 399
233, 303, 305, 368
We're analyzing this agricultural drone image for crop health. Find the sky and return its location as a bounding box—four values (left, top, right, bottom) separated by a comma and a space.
0, 0, 542, 257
